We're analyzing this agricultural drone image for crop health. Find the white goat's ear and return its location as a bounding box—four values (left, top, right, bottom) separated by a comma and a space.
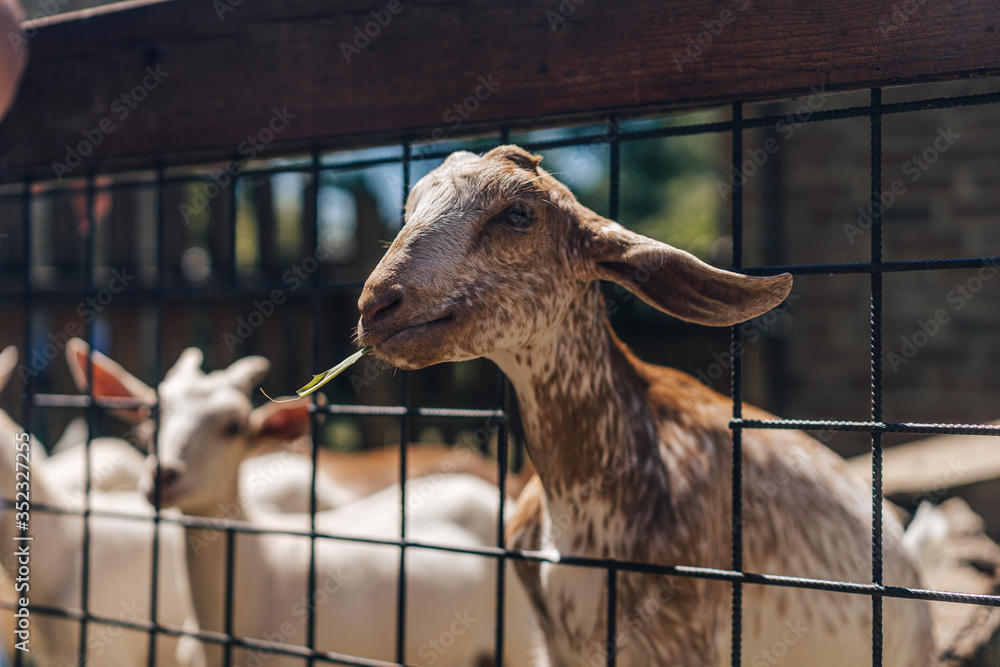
249, 398, 312, 446
164, 348, 204, 383
66, 338, 156, 423
589, 224, 792, 327
0, 345, 18, 391
223, 356, 271, 397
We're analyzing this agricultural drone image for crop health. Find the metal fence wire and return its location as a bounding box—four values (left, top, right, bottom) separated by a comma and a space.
3, 81, 1000, 667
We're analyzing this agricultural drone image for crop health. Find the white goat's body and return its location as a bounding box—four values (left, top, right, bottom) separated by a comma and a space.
16, 492, 202, 667
42, 437, 147, 498
239, 451, 355, 514
45, 438, 351, 515
0, 343, 201, 667
0, 410, 201, 667
196, 475, 539, 666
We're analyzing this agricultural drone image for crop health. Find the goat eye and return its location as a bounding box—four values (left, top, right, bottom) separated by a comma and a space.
502, 204, 534, 230
221, 420, 241, 438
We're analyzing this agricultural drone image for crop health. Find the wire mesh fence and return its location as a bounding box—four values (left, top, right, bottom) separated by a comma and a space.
1, 76, 1000, 666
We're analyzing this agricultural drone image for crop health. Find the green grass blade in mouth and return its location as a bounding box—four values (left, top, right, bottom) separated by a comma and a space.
295, 346, 373, 397
261, 346, 373, 402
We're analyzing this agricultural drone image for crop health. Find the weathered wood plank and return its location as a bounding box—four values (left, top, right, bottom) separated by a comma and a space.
1, 0, 999, 175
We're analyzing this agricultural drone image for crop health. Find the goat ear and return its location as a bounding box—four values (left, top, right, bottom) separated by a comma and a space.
164, 348, 204, 383
249, 398, 313, 446
0, 346, 17, 392
442, 150, 478, 168
589, 224, 792, 327
224, 356, 271, 396
487, 145, 542, 172
246, 393, 327, 458
66, 338, 156, 423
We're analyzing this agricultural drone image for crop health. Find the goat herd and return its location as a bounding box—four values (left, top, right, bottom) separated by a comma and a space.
2, 146, 946, 666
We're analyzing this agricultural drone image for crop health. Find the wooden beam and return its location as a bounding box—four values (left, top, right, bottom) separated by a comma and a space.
848, 423, 1000, 496
1, 0, 999, 175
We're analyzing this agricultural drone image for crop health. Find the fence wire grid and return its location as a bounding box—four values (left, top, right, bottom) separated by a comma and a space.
2, 79, 1000, 667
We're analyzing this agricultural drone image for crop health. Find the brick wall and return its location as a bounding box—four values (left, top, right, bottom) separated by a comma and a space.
741, 77, 1000, 462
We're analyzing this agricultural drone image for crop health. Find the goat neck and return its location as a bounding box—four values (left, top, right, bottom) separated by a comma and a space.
491, 284, 724, 563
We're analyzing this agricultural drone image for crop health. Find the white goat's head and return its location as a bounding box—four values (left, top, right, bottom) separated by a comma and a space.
150, 349, 269, 513
65, 340, 311, 515
356, 145, 792, 369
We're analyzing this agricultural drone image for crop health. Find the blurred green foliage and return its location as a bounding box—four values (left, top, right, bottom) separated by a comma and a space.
537, 112, 726, 261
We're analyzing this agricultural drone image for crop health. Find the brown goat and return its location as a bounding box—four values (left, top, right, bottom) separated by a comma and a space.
356, 145, 936, 666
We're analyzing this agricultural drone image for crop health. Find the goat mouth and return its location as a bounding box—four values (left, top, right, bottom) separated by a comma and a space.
367, 313, 454, 349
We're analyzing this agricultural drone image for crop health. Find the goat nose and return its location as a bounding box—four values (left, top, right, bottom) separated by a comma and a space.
146, 465, 182, 506
157, 466, 181, 489
358, 285, 403, 322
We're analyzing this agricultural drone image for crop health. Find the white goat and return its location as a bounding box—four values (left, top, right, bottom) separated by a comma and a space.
354, 145, 937, 666
64, 338, 352, 514
101, 346, 543, 666
67, 337, 532, 511
0, 346, 203, 667
45, 429, 348, 515
42, 433, 148, 498
28, 404, 325, 515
